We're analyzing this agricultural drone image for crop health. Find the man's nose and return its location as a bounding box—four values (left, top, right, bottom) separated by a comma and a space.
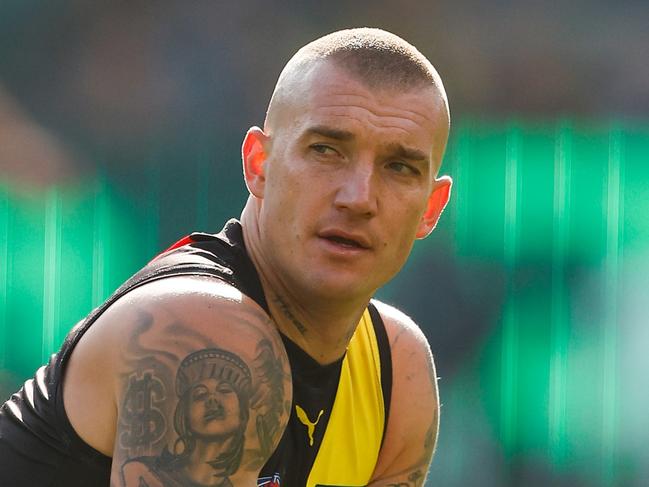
334, 159, 378, 218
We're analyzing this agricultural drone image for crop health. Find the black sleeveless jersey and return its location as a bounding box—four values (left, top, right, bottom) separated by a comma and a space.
0, 219, 392, 486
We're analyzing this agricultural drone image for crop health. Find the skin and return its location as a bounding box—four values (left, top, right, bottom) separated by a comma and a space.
61, 54, 449, 487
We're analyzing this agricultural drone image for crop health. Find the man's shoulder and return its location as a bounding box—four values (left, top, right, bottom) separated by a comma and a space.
123, 274, 251, 306
97, 274, 275, 349
371, 298, 430, 352
97, 275, 291, 484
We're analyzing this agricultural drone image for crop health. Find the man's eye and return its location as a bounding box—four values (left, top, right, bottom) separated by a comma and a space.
311, 144, 337, 155
387, 161, 419, 175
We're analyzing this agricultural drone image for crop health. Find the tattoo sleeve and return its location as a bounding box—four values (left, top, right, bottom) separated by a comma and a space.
111, 294, 291, 487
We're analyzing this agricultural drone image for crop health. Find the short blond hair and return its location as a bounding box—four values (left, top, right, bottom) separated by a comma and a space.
286, 28, 443, 91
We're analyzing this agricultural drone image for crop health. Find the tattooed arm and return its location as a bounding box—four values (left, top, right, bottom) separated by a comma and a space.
368, 301, 440, 487
63, 275, 291, 487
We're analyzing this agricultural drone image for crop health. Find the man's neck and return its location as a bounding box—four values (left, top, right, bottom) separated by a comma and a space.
240, 202, 370, 365
264, 286, 367, 365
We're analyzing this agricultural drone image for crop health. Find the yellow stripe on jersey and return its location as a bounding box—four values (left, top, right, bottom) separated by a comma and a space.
307, 308, 385, 487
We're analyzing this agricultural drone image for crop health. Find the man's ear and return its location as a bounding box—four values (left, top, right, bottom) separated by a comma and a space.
242, 126, 269, 198
416, 176, 452, 239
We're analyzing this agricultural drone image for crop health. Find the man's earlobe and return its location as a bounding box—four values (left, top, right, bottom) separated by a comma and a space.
242, 126, 268, 198
416, 176, 452, 239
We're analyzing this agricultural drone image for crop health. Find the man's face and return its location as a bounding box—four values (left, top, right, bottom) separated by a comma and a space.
256, 61, 449, 300
188, 378, 242, 439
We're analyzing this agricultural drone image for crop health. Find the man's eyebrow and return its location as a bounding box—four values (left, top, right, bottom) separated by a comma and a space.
304, 125, 429, 163
387, 143, 428, 162
304, 125, 355, 141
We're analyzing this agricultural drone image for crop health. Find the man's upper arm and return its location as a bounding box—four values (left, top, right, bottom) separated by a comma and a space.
105, 275, 292, 487
370, 301, 439, 487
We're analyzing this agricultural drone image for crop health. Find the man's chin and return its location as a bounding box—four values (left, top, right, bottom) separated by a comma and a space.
299, 272, 377, 302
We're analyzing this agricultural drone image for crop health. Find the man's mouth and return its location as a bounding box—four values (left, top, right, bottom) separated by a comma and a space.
323, 235, 365, 248
318, 230, 371, 249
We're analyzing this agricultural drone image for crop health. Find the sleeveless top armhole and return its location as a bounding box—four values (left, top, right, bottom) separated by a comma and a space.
368, 300, 392, 448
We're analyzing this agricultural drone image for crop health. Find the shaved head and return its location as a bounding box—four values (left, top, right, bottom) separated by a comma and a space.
276, 28, 445, 90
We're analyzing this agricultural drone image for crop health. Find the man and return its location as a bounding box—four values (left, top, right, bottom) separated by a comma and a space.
0, 27, 452, 487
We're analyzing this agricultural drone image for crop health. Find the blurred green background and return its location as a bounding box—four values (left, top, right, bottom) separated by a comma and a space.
1, 2, 649, 486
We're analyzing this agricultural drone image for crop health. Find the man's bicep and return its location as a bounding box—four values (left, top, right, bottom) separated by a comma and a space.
369, 402, 438, 487
368, 420, 438, 487
108, 277, 291, 487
